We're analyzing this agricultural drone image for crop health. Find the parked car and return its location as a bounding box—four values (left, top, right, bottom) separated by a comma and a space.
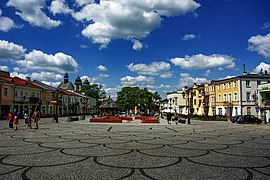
229, 115, 242, 123
237, 115, 262, 124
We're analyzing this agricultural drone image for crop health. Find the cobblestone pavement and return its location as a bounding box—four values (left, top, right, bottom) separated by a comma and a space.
0, 117, 269, 179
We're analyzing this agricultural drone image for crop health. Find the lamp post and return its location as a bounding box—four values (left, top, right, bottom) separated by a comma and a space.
182, 88, 191, 125
55, 89, 59, 123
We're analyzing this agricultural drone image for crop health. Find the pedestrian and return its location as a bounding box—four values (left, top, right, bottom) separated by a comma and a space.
7, 110, 14, 129
32, 108, 40, 129
167, 113, 171, 124
24, 111, 29, 129
13, 115, 18, 130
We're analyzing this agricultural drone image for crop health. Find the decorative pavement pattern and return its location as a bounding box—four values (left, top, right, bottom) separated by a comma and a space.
0, 119, 269, 179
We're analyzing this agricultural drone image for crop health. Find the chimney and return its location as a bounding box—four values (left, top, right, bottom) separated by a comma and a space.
243, 64, 247, 76
26, 77, 31, 81
265, 70, 268, 75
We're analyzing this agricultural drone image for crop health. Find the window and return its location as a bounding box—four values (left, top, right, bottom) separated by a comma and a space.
32, 92, 35, 97
20, 90, 23, 97
4, 87, 8, 96
246, 92, 251, 102
25, 91, 28, 98
218, 94, 221, 102
223, 83, 226, 90
48, 95, 51, 100
223, 94, 227, 102
212, 86, 215, 92
246, 80, 251, 88
234, 81, 237, 88
235, 107, 238, 115
228, 82, 231, 88
257, 81, 261, 87
15, 90, 18, 97
194, 99, 196, 105
218, 85, 220, 91
212, 96, 215, 102
37, 92, 40, 98
234, 92, 238, 101
229, 93, 232, 103
218, 108, 222, 115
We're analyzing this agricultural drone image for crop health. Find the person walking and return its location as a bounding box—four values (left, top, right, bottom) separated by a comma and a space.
7, 110, 14, 129
13, 115, 18, 130
32, 108, 40, 129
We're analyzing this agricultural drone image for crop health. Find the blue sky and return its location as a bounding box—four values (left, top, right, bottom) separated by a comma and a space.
0, 0, 270, 98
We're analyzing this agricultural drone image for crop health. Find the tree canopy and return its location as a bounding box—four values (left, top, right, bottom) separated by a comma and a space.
115, 87, 161, 112
79, 84, 106, 107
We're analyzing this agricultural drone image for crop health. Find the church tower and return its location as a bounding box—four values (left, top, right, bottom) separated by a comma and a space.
74, 75, 82, 91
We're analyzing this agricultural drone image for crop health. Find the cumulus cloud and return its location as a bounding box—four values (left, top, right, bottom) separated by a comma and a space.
31, 72, 63, 81
41, 81, 61, 88
0, 9, 15, 32
0, 65, 9, 71
81, 73, 109, 83
49, 0, 73, 15
0, 40, 26, 61
248, 33, 270, 59
132, 40, 143, 51
181, 34, 199, 40
179, 73, 209, 87
160, 71, 173, 78
127, 61, 171, 76
72, 0, 200, 48
121, 75, 155, 86
204, 69, 211, 76
171, 54, 235, 70
75, 0, 94, 7
96, 65, 107, 71
16, 50, 78, 73
7, 0, 61, 29
252, 62, 270, 74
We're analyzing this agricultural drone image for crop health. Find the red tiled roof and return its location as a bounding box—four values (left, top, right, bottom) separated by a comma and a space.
0, 76, 43, 89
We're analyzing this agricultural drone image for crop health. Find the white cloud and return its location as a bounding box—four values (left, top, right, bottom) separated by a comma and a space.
181, 34, 199, 40
0, 9, 15, 32
7, 0, 61, 29
132, 40, 143, 51
10, 71, 63, 81
41, 81, 61, 88
179, 73, 209, 87
16, 50, 78, 73
10, 72, 29, 79
49, 0, 73, 15
75, 0, 95, 7
0, 40, 26, 60
72, 0, 200, 48
204, 69, 211, 76
171, 54, 235, 70
248, 33, 270, 59
252, 62, 270, 74
0, 65, 9, 71
127, 61, 171, 76
160, 72, 173, 78
96, 65, 107, 71
81, 73, 109, 83
31, 72, 63, 81
121, 75, 155, 86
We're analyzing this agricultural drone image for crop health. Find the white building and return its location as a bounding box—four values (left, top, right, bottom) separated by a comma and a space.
161, 90, 185, 114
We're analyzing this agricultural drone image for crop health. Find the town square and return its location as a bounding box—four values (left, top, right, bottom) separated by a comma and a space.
0, 117, 269, 179
1, 0, 270, 179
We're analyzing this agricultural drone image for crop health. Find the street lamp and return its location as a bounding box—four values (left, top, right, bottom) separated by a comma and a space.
182, 87, 191, 125
55, 89, 59, 123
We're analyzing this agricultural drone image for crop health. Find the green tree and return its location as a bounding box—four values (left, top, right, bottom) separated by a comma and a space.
80, 84, 106, 107
116, 87, 161, 113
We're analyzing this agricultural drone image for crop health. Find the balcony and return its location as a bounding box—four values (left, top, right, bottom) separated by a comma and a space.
222, 101, 233, 107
